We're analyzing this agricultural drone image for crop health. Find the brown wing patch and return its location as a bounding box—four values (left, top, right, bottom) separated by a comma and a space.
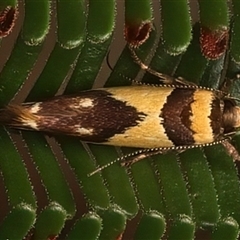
210, 98, 223, 137
32, 90, 146, 142
161, 88, 195, 145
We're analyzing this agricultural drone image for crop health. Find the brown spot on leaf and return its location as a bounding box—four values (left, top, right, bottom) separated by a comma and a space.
200, 26, 229, 60
47, 235, 57, 240
125, 21, 152, 47
0, 6, 18, 37
116, 233, 123, 240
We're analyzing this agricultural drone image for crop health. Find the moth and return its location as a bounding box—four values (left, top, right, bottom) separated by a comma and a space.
0, 48, 239, 175
0, 83, 240, 171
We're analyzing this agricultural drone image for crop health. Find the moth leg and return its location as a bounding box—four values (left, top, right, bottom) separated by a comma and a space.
222, 140, 240, 161
220, 73, 240, 94
129, 46, 197, 86
121, 148, 166, 167
219, 77, 233, 93
174, 77, 197, 86
218, 36, 240, 93
128, 46, 176, 84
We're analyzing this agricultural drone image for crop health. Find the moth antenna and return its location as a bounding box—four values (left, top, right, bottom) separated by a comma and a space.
106, 50, 113, 71
227, 96, 240, 102
88, 148, 163, 177
87, 157, 122, 177
106, 48, 145, 85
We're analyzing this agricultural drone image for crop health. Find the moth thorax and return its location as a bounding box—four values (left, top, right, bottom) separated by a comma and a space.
222, 100, 240, 132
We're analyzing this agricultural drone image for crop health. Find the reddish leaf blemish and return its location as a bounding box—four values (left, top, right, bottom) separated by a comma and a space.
200, 26, 229, 60
125, 21, 152, 47
47, 235, 57, 240
116, 233, 123, 240
0, 6, 18, 37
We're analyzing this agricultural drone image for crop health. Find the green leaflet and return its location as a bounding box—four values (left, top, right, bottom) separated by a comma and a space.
0, 1, 240, 239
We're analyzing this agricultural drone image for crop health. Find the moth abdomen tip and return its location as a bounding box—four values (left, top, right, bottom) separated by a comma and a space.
0, 104, 38, 130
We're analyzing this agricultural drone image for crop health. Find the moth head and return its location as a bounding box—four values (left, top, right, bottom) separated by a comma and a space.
223, 101, 240, 132
232, 106, 240, 128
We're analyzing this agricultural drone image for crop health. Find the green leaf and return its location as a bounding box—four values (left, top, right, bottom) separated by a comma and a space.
0, 203, 36, 239
1, 1, 240, 238
134, 212, 166, 240
33, 202, 67, 239
67, 213, 102, 240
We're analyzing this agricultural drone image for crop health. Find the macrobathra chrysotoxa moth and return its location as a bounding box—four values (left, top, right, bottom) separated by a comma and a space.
0, 83, 240, 175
